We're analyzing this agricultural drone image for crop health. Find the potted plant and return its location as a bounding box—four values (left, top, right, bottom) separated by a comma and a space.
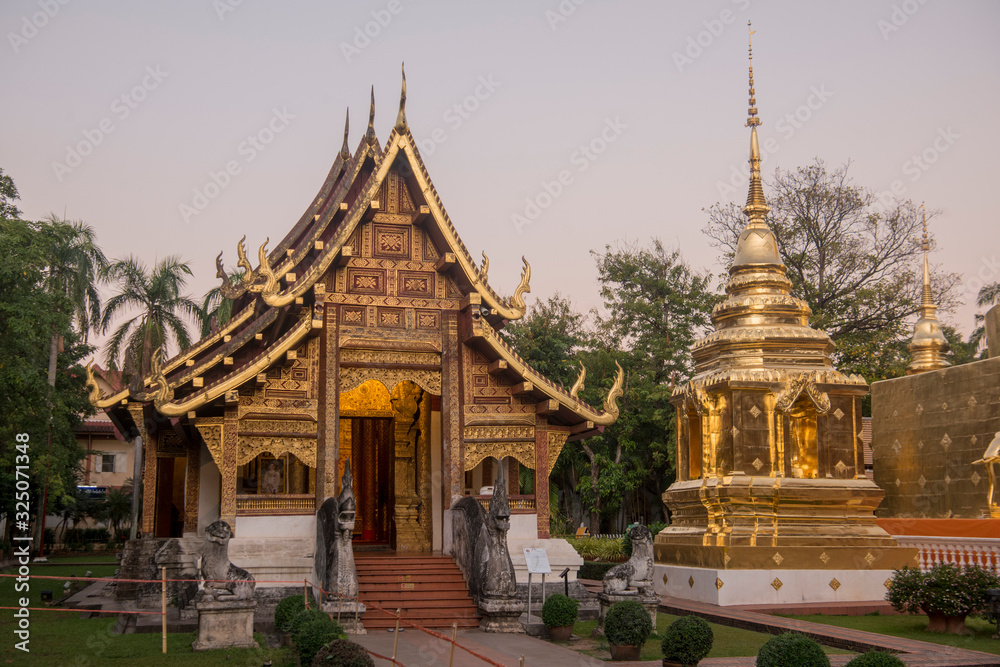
885, 563, 999, 635
756, 632, 829, 667
661, 615, 713, 667
541, 594, 579, 641
603, 599, 652, 661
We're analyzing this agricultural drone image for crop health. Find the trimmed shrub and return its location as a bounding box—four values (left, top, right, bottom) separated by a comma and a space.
274, 593, 314, 633
578, 561, 616, 580
294, 614, 346, 667
756, 633, 829, 667
541, 594, 579, 628
290, 608, 334, 635
886, 563, 1000, 616
312, 638, 375, 666
604, 600, 652, 647
661, 615, 713, 665
844, 650, 906, 667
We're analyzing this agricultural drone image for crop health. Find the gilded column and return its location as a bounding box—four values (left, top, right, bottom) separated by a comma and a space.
534, 417, 549, 539
441, 311, 463, 505
131, 405, 157, 537
184, 439, 200, 534
418, 389, 433, 548
315, 297, 339, 506
221, 405, 238, 532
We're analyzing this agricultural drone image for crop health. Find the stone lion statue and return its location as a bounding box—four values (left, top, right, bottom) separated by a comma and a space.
603, 525, 654, 595
198, 520, 255, 601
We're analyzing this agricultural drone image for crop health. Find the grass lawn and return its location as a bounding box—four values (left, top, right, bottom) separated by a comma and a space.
1, 557, 296, 666
567, 614, 854, 661
784, 613, 1000, 655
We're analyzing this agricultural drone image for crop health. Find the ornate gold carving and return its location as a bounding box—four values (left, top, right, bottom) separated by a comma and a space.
340, 348, 440, 366
339, 379, 394, 417
196, 420, 223, 468
547, 430, 570, 475
772, 552, 783, 566
829, 578, 841, 591
688, 576, 694, 588
464, 425, 534, 440
819, 552, 830, 564
505, 256, 531, 316
774, 373, 831, 415
340, 367, 441, 396
85, 361, 102, 407
570, 361, 586, 399
771, 577, 782, 591
601, 361, 625, 422
237, 435, 316, 467
463, 441, 534, 472
715, 577, 724, 590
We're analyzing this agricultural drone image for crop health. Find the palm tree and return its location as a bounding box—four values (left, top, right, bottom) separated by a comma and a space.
197, 269, 241, 337
39, 217, 108, 388
970, 282, 1000, 352
100, 255, 200, 380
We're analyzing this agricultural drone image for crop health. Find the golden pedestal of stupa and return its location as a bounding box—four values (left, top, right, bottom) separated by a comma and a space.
654, 39, 916, 605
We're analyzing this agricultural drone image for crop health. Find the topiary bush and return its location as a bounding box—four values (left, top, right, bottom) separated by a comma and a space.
843, 650, 906, 667
661, 615, 713, 665
541, 594, 579, 628
755, 632, 829, 667
312, 638, 375, 666
886, 563, 1000, 616
274, 593, 314, 633
294, 613, 346, 667
603, 599, 652, 647
289, 608, 332, 636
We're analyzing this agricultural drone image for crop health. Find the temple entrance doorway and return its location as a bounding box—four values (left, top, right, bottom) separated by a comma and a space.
349, 418, 395, 546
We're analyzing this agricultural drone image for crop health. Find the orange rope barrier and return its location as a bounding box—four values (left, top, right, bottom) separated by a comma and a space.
0, 573, 298, 585
0, 606, 163, 615
367, 648, 405, 666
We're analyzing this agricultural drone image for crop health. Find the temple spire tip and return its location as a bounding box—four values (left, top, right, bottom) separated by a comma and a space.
366, 86, 376, 146
341, 108, 351, 160
395, 61, 407, 133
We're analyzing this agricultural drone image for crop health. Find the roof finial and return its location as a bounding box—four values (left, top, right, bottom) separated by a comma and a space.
395, 62, 407, 133
340, 108, 351, 160
742, 20, 768, 226
920, 203, 933, 307
366, 86, 376, 146
907, 203, 950, 374
746, 21, 760, 129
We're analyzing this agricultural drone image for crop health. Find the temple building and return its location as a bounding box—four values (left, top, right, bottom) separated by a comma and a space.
653, 33, 915, 605
87, 70, 621, 585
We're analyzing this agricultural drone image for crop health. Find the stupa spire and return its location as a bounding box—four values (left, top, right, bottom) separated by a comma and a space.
743, 21, 769, 226
907, 204, 950, 374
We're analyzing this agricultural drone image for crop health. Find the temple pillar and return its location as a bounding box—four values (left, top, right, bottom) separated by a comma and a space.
316, 295, 339, 506
441, 311, 463, 506
184, 438, 200, 535
135, 407, 158, 537
507, 457, 519, 496
534, 418, 549, 539
221, 405, 238, 532
418, 390, 433, 548
392, 383, 426, 551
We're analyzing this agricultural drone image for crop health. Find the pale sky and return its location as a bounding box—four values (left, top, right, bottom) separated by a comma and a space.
3, 0, 998, 352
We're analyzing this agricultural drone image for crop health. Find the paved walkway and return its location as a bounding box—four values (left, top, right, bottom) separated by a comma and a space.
351, 595, 1000, 667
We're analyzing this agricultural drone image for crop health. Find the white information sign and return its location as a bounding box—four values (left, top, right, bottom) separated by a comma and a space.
523, 547, 551, 574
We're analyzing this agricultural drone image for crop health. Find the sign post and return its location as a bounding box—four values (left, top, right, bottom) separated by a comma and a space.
523, 548, 551, 620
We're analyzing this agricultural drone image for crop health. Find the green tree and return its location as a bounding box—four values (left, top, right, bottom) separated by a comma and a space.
197, 269, 240, 337
0, 215, 91, 545
101, 255, 200, 380
970, 282, 1000, 355
0, 167, 21, 219
582, 240, 720, 531
703, 159, 960, 386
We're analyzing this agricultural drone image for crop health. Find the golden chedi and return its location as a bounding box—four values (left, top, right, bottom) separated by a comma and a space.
906, 206, 950, 375
654, 26, 916, 605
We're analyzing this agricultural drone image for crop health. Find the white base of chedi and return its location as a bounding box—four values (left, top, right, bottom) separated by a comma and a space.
653, 564, 900, 606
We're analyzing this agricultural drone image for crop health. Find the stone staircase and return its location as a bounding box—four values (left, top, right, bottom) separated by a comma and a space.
355, 553, 481, 630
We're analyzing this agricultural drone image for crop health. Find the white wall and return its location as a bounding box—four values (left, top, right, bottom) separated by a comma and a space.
196, 441, 220, 535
